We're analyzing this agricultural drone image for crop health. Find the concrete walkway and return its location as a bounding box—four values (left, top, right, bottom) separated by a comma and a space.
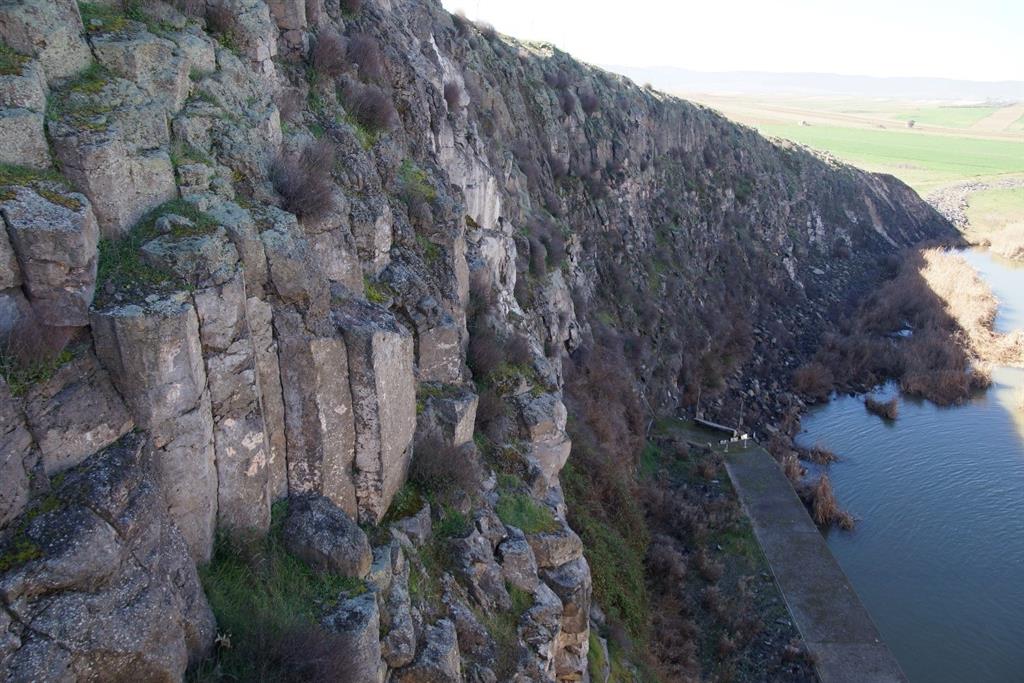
724, 447, 907, 683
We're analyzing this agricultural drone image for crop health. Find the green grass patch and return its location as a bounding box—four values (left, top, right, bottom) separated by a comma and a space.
192, 500, 365, 681
363, 277, 393, 305
381, 482, 425, 524
759, 122, 1024, 193
47, 62, 117, 129
0, 43, 29, 76
416, 234, 442, 263
96, 199, 219, 303
398, 159, 437, 206
892, 105, 1000, 129
78, 2, 137, 34
434, 506, 474, 539
479, 583, 533, 678
495, 491, 558, 534
966, 186, 1024, 235
0, 164, 64, 188
0, 348, 74, 398
562, 460, 649, 641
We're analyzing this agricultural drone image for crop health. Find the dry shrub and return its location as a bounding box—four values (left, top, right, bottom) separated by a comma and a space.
342, 80, 398, 133
270, 143, 336, 220
205, 4, 234, 37
799, 443, 838, 465
339, 0, 362, 14
692, 547, 724, 582
792, 361, 833, 401
807, 475, 854, 530
311, 30, 347, 78
474, 387, 506, 432
452, 10, 471, 35
410, 435, 481, 496
506, 334, 533, 367
558, 89, 576, 116
169, 0, 205, 16
475, 20, 497, 40
467, 322, 502, 379
781, 453, 804, 485
274, 88, 304, 124
579, 89, 599, 114
989, 224, 1024, 261
443, 81, 462, 109
544, 70, 570, 90
864, 396, 899, 420
348, 34, 385, 83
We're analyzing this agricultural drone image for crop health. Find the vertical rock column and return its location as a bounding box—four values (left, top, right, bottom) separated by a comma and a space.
193, 271, 272, 536
333, 297, 416, 524
274, 307, 359, 518
90, 295, 217, 563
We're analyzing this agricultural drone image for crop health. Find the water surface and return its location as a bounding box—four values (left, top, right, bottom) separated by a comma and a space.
796, 249, 1024, 683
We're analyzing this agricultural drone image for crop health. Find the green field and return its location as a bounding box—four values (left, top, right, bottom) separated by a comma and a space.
889, 106, 1000, 128
966, 187, 1024, 234
758, 123, 1024, 193
683, 93, 1024, 195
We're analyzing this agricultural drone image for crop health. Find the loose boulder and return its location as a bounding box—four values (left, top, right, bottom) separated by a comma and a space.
282, 494, 372, 577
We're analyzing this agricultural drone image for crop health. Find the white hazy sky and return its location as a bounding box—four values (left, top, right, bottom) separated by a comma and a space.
440, 0, 1024, 82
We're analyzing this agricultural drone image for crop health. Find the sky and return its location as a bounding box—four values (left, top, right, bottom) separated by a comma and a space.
439, 0, 1024, 82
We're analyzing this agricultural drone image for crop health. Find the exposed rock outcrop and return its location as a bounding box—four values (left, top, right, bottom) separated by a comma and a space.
0, 0, 956, 679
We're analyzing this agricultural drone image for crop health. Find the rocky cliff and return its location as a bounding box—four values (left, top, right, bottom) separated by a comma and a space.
0, 0, 953, 681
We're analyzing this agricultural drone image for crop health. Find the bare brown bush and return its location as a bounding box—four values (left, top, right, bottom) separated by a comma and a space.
443, 82, 462, 109
475, 21, 497, 40
806, 475, 854, 530
311, 30, 347, 78
270, 143, 336, 220
410, 435, 482, 496
342, 80, 398, 133
798, 443, 839, 465
348, 34, 385, 83
274, 88, 304, 124
864, 396, 899, 420
467, 322, 502, 379
792, 361, 833, 401
579, 89, 599, 114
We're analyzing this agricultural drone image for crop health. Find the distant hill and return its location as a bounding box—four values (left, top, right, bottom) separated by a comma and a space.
605, 66, 1024, 102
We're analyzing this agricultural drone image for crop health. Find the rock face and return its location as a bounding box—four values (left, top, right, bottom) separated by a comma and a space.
333, 297, 417, 524
1, 186, 98, 329
282, 494, 372, 577
0, 433, 215, 681
90, 296, 218, 564
0, 0, 957, 679
22, 346, 133, 476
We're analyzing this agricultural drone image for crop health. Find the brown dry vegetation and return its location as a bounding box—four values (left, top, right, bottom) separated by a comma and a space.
864, 396, 899, 420
796, 248, 1018, 406
803, 475, 855, 531
988, 225, 1024, 261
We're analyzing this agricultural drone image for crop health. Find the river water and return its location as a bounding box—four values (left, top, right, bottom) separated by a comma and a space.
795, 249, 1024, 683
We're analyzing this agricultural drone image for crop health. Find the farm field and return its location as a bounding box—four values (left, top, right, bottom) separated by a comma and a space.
683, 94, 1024, 195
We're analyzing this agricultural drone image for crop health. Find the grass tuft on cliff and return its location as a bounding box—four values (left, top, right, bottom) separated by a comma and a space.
190, 500, 365, 682
0, 43, 28, 76
95, 199, 219, 306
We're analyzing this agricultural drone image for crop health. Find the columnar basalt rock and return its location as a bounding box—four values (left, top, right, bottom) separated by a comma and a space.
333, 297, 417, 524
0, 0, 959, 679
0, 0, 92, 82
1, 185, 99, 329
0, 58, 49, 169
274, 306, 358, 516
0, 378, 33, 528
0, 433, 215, 681
90, 295, 217, 563
22, 346, 133, 476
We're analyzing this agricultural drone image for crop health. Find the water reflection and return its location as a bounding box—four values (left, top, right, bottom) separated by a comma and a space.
796, 249, 1024, 683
